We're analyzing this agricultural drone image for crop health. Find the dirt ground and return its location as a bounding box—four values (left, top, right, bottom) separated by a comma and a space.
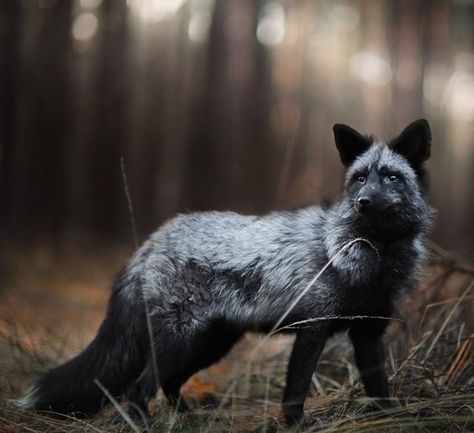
0, 244, 473, 432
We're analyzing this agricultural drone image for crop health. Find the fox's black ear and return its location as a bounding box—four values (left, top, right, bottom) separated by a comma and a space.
390, 119, 431, 166
333, 124, 371, 167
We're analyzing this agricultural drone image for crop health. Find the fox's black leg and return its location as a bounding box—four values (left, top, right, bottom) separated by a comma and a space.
283, 327, 328, 426
350, 320, 391, 408
160, 325, 243, 411
157, 340, 192, 412
126, 355, 159, 423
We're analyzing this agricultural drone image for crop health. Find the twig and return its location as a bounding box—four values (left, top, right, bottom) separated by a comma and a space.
120, 157, 160, 396
120, 156, 139, 248
94, 379, 141, 433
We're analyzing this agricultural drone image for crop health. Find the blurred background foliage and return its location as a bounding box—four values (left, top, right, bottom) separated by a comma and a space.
0, 0, 473, 259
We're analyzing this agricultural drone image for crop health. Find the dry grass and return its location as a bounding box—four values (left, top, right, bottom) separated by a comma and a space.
0, 245, 473, 432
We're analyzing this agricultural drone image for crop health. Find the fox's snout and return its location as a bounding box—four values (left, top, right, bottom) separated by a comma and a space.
355, 195, 374, 212
355, 180, 385, 213
355, 186, 402, 214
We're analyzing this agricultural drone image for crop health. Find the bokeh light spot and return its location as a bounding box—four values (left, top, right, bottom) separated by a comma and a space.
350, 51, 392, 86
188, 10, 211, 43
444, 72, 474, 120
72, 13, 99, 42
256, 2, 286, 46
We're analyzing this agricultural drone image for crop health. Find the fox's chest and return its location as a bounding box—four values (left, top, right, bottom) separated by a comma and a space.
339, 284, 393, 316
333, 239, 418, 285
334, 256, 414, 320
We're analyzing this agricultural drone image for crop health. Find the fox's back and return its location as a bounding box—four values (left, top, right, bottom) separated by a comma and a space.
125, 208, 332, 323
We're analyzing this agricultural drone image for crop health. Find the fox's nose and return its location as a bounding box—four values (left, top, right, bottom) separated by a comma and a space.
357, 197, 371, 208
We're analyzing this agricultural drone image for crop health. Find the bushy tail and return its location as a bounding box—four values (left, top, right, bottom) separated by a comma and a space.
16, 270, 148, 415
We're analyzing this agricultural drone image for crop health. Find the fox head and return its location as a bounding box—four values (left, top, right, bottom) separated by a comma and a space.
333, 119, 432, 237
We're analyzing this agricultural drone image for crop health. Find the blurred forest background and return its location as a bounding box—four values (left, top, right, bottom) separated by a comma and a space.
1, 2, 474, 431
0, 0, 473, 258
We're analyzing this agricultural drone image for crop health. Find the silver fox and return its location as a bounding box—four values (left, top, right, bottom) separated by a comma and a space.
16, 119, 433, 426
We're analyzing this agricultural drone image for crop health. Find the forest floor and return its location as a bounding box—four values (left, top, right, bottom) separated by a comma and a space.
0, 243, 473, 433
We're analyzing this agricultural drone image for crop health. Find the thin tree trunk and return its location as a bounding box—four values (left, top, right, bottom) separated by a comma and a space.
15, 1, 73, 239
85, 0, 129, 237
0, 0, 21, 229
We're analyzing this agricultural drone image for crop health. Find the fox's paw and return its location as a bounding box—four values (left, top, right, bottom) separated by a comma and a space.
282, 402, 304, 428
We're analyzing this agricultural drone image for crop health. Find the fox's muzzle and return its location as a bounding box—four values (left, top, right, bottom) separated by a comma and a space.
355, 182, 384, 213
355, 192, 403, 214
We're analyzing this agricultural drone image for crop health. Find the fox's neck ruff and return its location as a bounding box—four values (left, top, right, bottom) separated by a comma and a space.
322, 198, 431, 288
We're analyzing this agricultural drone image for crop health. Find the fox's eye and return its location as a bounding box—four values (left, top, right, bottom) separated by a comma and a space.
387, 174, 398, 182
357, 176, 366, 184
